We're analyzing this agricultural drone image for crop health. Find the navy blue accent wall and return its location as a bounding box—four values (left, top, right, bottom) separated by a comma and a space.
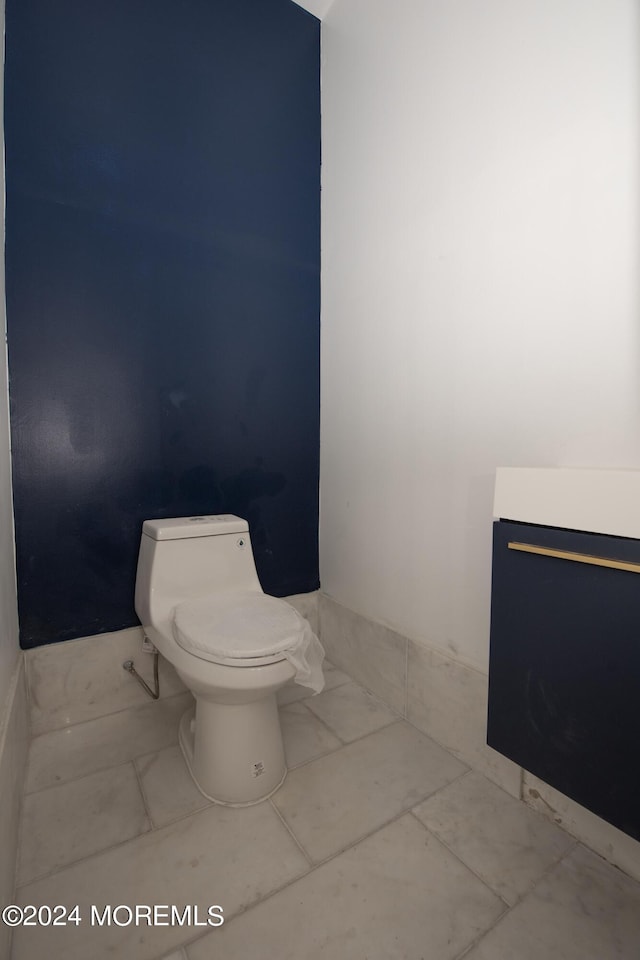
5, 0, 320, 648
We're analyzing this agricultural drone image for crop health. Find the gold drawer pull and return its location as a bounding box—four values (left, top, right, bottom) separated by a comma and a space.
507, 541, 640, 575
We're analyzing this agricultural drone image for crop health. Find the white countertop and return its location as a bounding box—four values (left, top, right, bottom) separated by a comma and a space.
494, 468, 640, 539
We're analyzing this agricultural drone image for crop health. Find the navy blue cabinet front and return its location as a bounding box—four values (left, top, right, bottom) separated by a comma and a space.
488, 520, 640, 841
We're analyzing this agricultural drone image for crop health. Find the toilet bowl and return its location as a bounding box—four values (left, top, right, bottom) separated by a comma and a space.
134, 514, 324, 805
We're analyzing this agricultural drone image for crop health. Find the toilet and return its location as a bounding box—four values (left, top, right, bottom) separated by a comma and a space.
134, 514, 324, 805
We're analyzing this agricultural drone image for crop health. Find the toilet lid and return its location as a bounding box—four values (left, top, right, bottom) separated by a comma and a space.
172, 592, 306, 664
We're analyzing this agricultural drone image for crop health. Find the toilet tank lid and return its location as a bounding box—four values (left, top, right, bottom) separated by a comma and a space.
142, 515, 249, 540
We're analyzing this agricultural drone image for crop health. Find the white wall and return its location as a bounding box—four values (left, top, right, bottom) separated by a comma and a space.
320, 0, 640, 670
0, 0, 20, 705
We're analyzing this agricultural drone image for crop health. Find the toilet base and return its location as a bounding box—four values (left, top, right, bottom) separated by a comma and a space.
178, 699, 287, 806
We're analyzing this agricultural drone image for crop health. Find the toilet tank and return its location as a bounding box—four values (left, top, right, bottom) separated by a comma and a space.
135, 514, 263, 630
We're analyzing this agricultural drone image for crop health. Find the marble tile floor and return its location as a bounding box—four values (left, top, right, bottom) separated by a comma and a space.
10, 664, 640, 960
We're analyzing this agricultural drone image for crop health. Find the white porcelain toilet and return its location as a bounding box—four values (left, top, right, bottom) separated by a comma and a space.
134, 514, 324, 805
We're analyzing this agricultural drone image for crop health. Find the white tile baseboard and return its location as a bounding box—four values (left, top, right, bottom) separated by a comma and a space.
406, 639, 521, 797
318, 592, 518, 796
284, 590, 319, 637
318, 594, 407, 715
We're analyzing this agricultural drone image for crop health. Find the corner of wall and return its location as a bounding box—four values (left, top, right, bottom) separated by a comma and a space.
0, 653, 29, 958
0, 0, 20, 699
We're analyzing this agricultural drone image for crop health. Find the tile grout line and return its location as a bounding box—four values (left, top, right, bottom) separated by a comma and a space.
13, 776, 583, 960
453, 924, 496, 960
14, 795, 224, 892
451, 836, 583, 960
15, 680, 597, 960
273, 764, 472, 874
297, 685, 405, 747
275, 665, 351, 710
165, 809, 358, 959
19, 652, 640, 958
283, 717, 404, 774
132, 754, 157, 831
18, 671, 466, 892
339, 670, 606, 889
397, 703, 593, 881
28, 688, 193, 740
28, 709, 385, 799
24, 696, 194, 796
124, 794, 213, 835
282, 692, 416, 772
406, 808, 512, 909
317, 638, 600, 885
24, 752, 167, 799
309, 659, 477, 777
16, 762, 153, 889
14, 725, 577, 902
284, 697, 349, 748
176, 797, 482, 959
268, 797, 315, 867
511, 835, 580, 900
180, 767, 508, 960
331, 672, 406, 723
300, 672, 405, 741
151, 946, 189, 960
286, 741, 342, 772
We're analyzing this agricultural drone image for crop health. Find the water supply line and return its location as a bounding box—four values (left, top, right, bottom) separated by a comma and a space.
122, 645, 160, 700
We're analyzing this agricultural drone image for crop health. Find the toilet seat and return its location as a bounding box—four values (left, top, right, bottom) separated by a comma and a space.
172, 592, 306, 667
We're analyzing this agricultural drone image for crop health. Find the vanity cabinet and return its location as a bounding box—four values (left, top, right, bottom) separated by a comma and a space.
488, 519, 640, 842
